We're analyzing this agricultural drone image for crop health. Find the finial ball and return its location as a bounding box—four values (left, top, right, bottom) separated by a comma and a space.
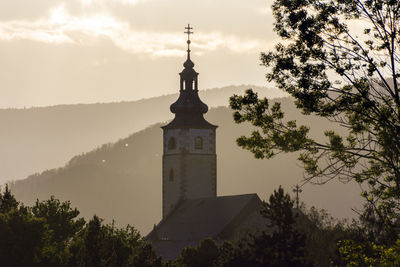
187, 40, 191, 44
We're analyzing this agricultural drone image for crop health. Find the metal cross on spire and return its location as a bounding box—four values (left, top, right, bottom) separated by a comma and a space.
185, 24, 194, 40
184, 24, 194, 54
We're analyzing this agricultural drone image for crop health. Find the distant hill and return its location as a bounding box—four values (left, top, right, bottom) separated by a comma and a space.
0, 85, 284, 184
10, 99, 363, 235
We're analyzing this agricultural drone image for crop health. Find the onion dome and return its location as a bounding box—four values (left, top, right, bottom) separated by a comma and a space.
163, 25, 216, 129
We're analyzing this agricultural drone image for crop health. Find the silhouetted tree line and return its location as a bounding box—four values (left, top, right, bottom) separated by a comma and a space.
0, 185, 161, 267
2, 184, 400, 266
165, 187, 400, 266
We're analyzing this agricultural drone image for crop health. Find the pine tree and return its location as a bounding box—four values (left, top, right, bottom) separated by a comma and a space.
249, 186, 311, 267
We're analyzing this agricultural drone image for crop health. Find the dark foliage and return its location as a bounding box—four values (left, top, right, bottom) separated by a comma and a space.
4, 185, 397, 266
171, 187, 312, 267
249, 187, 310, 266
230, 0, 400, 242
0, 187, 160, 267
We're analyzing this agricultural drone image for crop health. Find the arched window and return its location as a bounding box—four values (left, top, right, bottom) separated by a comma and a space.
169, 168, 174, 182
194, 136, 203, 150
168, 137, 176, 150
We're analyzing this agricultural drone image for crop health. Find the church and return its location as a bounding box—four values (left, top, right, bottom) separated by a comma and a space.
146, 25, 267, 260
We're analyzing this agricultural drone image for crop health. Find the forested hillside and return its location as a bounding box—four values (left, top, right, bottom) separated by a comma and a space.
10, 99, 363, 234
0, 85, 282, 183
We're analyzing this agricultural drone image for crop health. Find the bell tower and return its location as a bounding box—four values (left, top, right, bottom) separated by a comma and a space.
161, 25, 217, 218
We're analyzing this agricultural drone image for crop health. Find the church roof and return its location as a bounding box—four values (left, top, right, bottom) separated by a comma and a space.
148, 194, 262, 241
162, 112, 217, 129
147, 194, 266, 259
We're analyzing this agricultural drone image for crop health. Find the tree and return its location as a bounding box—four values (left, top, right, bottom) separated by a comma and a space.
174, 238, 220, 267
217, 187, 310, 266
31, 196, 86, 265
0, 184, 18, 213
249, 186, 310, 266
336, 237, 400, 266
70, 215, 161, 267
0, 189, 87, 266
217, 241, 254, 267
0, 189, 160, 267
299, 205, 356, 266
32, 196, 85, 244
0, 187, 49, 267
168, 188, 312, 266
230, 0, 400, 236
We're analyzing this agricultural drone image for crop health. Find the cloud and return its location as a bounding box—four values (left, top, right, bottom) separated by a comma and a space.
257, 6, 272, 15
0, 4, 271, 57
0, 0, 277, 108
0, 0, 63, 21
80, 0, 142, 6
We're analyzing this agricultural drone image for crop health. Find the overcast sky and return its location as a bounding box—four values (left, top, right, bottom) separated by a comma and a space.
0, 0, 280, 108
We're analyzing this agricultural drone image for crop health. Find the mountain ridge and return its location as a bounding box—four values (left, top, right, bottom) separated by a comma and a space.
10, 100, 363, 235
0, 85, 284, 183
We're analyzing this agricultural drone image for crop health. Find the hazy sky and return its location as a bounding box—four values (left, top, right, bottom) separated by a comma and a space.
0, 0, 279, 108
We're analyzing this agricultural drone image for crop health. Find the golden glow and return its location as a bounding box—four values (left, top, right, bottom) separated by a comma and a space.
0, 5, 272, 57
0, 0, 276, 108
80, 0, 140, 6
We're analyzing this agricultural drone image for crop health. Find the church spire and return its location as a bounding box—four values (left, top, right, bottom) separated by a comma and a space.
160, 25, 218, 218
181, 24, 196, 83
163, 25, 216, 129
184, 24, 193, 60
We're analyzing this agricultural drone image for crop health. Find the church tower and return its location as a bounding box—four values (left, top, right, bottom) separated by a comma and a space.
161, 25, 217, 218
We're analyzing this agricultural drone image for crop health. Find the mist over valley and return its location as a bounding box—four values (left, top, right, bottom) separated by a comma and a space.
7, 88, 362, 234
